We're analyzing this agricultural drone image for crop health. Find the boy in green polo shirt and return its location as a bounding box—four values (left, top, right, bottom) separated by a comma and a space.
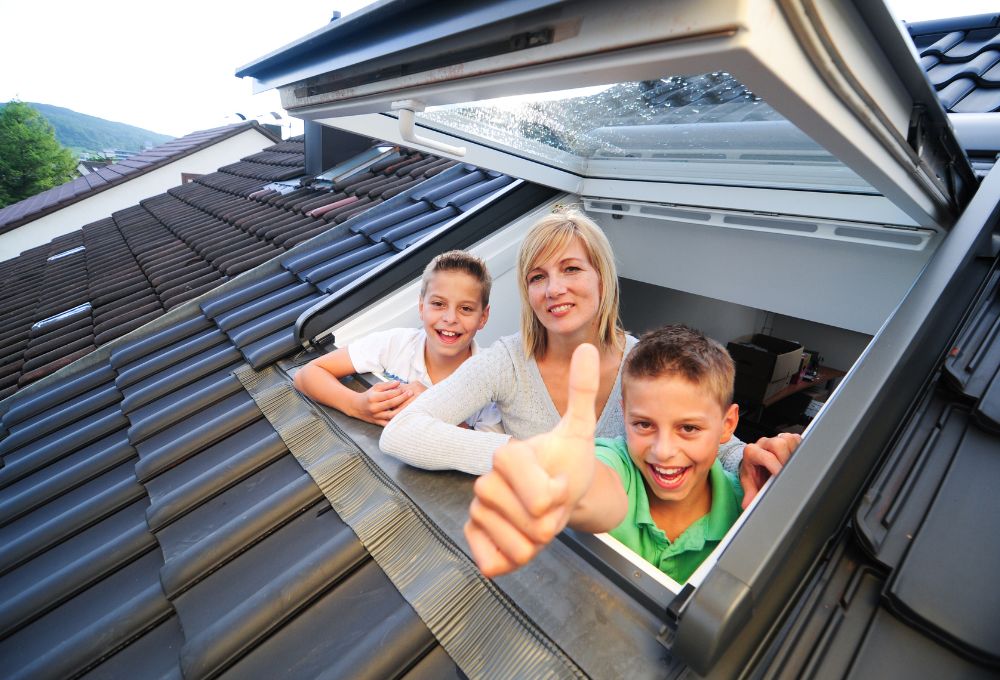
466, 325, 792, 582
592, 325, 741, 582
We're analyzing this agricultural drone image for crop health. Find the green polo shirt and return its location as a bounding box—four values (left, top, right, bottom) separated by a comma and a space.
595, 437, 744, 583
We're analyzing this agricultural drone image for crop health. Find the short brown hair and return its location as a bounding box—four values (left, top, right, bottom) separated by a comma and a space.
517, 207, 624, 358
624, 325, 735, 410
420, 250, 492, 306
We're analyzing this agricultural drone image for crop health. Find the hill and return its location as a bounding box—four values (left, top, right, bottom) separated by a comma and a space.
0, 101, 173, 156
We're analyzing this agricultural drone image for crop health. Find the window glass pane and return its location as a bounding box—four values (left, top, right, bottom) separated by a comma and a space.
415, 72, 877, 193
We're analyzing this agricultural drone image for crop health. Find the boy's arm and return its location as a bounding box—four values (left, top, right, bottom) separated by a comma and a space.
293, 347, 414, 426
465, 344, 627, 577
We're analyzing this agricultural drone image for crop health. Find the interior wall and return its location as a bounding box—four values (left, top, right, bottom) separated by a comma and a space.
619, 278, 766, 346
620, 278, 872, 372
767, 314, 871, 371
594, 211, 938, 335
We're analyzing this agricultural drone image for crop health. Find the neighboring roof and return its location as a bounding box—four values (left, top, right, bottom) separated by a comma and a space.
0, 138, 460, 400
0, 121, 280, 235
908, 12, 1000, 113
0, 162, 531, 678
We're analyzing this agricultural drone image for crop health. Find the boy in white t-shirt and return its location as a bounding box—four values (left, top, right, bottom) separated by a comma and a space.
294, 250, 500, 430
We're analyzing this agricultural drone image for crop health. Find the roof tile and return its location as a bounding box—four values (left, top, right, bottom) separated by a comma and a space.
0, 133, 528, 679
911, 17, 1000, 113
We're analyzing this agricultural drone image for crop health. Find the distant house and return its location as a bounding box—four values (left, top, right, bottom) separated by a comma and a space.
0, 122, 280, 261
0, 125, 457, 399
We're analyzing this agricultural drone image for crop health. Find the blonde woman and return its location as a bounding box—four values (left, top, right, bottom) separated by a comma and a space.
380, 209, 792, 500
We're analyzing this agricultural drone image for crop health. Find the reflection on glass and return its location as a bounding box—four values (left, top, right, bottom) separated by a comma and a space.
416, 73, 874, 193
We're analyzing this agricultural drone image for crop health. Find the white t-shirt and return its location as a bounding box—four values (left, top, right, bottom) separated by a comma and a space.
347, 327, 503, 432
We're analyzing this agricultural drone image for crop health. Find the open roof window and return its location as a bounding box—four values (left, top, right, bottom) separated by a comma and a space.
415, 73, 875, 194
239, 0, 976, 229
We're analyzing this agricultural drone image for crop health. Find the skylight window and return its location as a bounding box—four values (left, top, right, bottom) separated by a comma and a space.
46, 246, 86, 261
414, 73, 875, 193
31, 303, 92, 331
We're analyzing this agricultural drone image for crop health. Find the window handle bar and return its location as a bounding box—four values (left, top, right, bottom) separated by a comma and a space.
391, 99, 467, 157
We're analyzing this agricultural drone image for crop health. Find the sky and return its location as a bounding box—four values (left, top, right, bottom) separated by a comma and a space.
1, 0, 997, 140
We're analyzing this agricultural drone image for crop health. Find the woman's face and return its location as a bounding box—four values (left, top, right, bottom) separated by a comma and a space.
525, 236, 602, 340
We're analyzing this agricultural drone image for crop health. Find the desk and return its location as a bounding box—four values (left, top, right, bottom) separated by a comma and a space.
763, 366, 845, 407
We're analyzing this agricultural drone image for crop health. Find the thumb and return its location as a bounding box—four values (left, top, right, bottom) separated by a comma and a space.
557, 343, 599, 440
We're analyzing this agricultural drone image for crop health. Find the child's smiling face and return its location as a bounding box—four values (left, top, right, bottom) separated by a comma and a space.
623, 373, 738, 510
419, 270, 489, 362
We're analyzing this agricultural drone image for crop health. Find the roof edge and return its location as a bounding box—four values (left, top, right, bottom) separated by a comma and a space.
905, 12, 1000, 35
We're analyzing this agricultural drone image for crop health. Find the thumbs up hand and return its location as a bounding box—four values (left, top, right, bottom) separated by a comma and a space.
465, 344, 624, 577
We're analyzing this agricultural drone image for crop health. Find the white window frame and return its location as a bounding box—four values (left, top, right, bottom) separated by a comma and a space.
283, 0, 961, 228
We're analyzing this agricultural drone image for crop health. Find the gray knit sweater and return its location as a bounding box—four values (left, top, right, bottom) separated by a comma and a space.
379, 333, 744, 476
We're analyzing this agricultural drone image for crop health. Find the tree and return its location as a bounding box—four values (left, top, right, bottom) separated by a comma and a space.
0, 101, 78, 208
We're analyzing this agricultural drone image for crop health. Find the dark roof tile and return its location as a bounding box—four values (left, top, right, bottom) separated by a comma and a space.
937, 78, 978, 108
927, 49, 1000, 85
213, 281, 315, 332
133, 391, 262, 480
19, 354, 95, 392
92, 291, 159, 321
127, 363, 245, 447
226, 293, 323, 348
93, 311, 164, 346
951, 84, 1000, 112
23, 328, 93, 363
911, 17, 1000, 112
0, 403, 128, 479
264, 216, 327, 244
201, 271, 298, 320
162, 278, 232, 310
330, 196, 376, 222
0, 142, 531, 679
92, 302, 162, 337
154, 463, 321, 596
240, 326, 299, 368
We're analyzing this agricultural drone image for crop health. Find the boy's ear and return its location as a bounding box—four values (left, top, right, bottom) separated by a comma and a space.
720, 403, 739, 443
477, 304, 490, 330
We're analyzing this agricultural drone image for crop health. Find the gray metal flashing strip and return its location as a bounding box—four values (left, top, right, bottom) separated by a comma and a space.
235, 363, 586, 680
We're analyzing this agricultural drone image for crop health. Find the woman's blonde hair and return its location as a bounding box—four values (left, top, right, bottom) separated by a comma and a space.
517, 207, 624, 358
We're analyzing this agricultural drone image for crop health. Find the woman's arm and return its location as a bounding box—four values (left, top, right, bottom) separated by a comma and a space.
718, 435, 745, 474
293, 347, 413, 426
380, 344, 515, 476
